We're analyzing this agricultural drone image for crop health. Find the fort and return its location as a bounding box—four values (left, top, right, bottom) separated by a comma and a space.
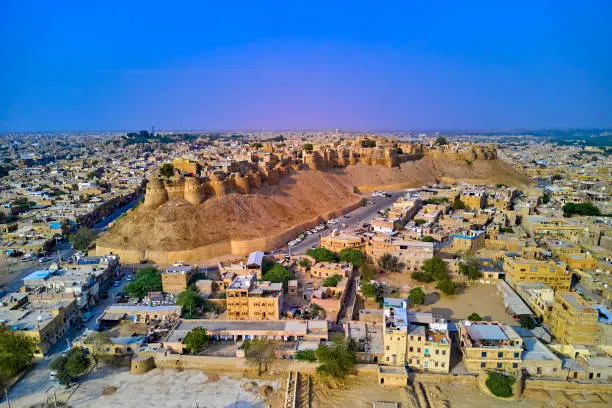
143, 139, 498, 209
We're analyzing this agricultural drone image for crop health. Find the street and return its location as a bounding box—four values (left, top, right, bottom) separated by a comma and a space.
287, 191, 404, 255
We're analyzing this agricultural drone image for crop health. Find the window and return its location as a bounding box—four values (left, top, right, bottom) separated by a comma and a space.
435, 350, 439, 355
512, 363, 518, 369
417, 348, 421, 353
386, 357, 389, 362
386, 346, 390, 351
441, 362, 446, 368
514, 352, 519, 358
553, 368, 558, 373
442, 350, 446, 356
481, 352, 487, 358
481, 362, 486, 368
498, 352, 503, 358
537, 367, 542, 374
409, 347, 413, 352
417, 337, 421, 341
410, 336, 414, 340
497, 363, 502, 369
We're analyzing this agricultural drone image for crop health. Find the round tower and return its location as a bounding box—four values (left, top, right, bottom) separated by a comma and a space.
183, 176, 204, 206
144, 178, 168, 209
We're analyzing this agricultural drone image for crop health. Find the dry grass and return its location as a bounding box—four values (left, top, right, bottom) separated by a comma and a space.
101, 386, 118, 396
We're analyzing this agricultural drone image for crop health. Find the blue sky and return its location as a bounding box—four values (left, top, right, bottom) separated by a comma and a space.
1, 1, 611, 131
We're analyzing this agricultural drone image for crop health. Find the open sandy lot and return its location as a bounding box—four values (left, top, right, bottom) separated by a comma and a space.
11, 366, 282, 408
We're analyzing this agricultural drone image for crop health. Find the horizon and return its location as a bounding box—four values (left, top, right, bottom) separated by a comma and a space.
2, 1, 612, 131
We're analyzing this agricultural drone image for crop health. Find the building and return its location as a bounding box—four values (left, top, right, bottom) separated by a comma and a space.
320, 233, 364, 252
514, 283, 555, 323
451, 230, 485, 252
226, 274, 283, 320
521, 338, 563, 378
550, 292, 598, 345
381, 298, 451, 373
0, 297, 79, 356
218, 251, 264, 280
310, 262, 352, 279
459, 189, 487, 210
161, 264, 196, 293
97, 304, 181, 327
503, 256, 571, 291
457, 321, 523, 373
365, 236, 435, 272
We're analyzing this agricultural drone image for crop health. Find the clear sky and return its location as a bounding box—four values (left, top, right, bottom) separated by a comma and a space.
1, 1, 611, 132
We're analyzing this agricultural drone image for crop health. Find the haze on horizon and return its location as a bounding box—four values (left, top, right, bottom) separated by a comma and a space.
1, 1, 611, 132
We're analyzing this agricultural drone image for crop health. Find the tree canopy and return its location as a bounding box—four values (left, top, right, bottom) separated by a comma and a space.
436, 279, 457, 295
183, 328, 210, 354
306, 247, 338, 263
338, 248, 365, 267
485, 372, 515, 398
435, 136, 449, 146
316, 334, 357, 378
360, 263, 377, 281
0, 325, 36, 386
177, 288, 203, 317
421, 235, 435, 242
408, 287, 426, 305
468, 313, 482, 321
124, 267, 162, 298
451, 198, 467, 210
360, 281, 379, 299
322, 274, 342, 288
262, 263, 295, 286
562, 202, 601, 217
459, 263, 482, 280
159, 163, 175, 178
298, 258, 312, 268
49, 347, 91, 386
303, 143, 314, 151
70, 227, 97, 251
244, 338, 276, 375
295, 349, 316, 362
421, 256, 449, 281
378, 253, 399, 271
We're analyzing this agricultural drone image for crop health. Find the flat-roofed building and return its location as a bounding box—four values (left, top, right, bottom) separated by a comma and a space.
521, 337, 563, 378
503, 256, 571, 291
365, 236, 435, 272
551, 292, 598, 345
226, 274, 283, 320
161, 264, 196, 293
457, 321, 523, 373
310, 262, 352, 279
459, 188, 487, 210
320, 233, 364, 252
515, 282, 555, 323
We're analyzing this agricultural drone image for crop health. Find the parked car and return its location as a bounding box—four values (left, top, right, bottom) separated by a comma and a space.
113, 281, 121, 287
39, 257, 52, 263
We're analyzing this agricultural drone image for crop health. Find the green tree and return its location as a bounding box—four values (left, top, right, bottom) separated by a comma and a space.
298, 258, 311, 268
451, 198, 467, 210
378, 253, 399, 271
49, 347, 91, 386
520, 314, 535, 329
436, 279, 457, 295
244, 338, 276, 375
360, 281, 379, 298
360, 139, 376, 148
303, 143, 314, 151
459, 263, 482, 280
338, 248, 365, 267
421, 235, 435, 242
262, 263, 295, 286
465, 160, 472, 166
159, 163, 175, 178
414, 219, 426, 226
421, 256, 449, 281
316, 334, 357, 378
124, 267, 162, 298
435, 136, 449, 146
485, 372, 515, 398
0, 325, 36, 385
322, 274, 341, 288
295, 349, 317, 362
411, 271, 434, 283
250, 142, 263, 148
183, 328, 210, 353
562, 202, 601, 217
408, 287, 426, 305
306, 247, 338, 263
177, 288, 203, 317
468, 313, 482, 321
70, 227, 97, 251
360, 263, 377, 281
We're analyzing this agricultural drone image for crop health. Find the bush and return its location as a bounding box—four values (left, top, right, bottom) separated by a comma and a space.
562, 202, 601, 217
465, 160, 472, 166
451, 198, 467, 210
49, 347, 91, 386
360, 263, 377, 281
435, 136, 448, 145
322, 274, 342, 288
124, 267, 162, 298
262, 263, 295, 286
183, 328, 210, 353
295, 349, 316, 362
436, 279, 457, 295
408, 287, 426, 305
411, 271, 434, 283
298, 258, 311, 268
421, 235, 435, 242
468, 312, 482, 321
0, 325, 36, 382
421, 256, 449, 281
414, 219, 426, 226
360, 281, 379, 298
520, 314, 535, 329
485, 372, 515, 398
338, 248, 365, 267
303, 143, 314, 151
316, 334, 357, 378
378, 253, 399, 271
306, 247, 338, 263
177, 288, 203, 316
70, 227, 97, 251
459, 263, 482, 280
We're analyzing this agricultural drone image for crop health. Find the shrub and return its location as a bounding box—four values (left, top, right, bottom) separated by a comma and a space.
520, 314, 535, 329
378, 253, 399, 271
316, 334, 357, 378
338, 248, 365, 267
451, 198, 467, 210
360, 263, 377, 281
436, 279, 457, 295
411, 271, 434, 283
183, 328, 210, 353
263, 263, 295, 286
414, 219, 426, 226
421, 256, 449, 281
421, 235, 435, 242
298, 258, 311, 268
360, 281, 379, 298
295, 349, 316, 362
435, 136, 448, 146
485, 372, 515, 398
408, 287, 426, 305
306, 247, 338, 263
322, 274, 342, 288
467, 312, 482, 321
562, 202, 601, 217
459, 263, 482, 280
124, 267, 162, 298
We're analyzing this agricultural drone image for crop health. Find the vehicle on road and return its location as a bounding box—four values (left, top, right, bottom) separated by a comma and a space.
82, 311, 94, 322
343, 215, 350, 218
39, 257, 52, 263
113, 280, 121, 287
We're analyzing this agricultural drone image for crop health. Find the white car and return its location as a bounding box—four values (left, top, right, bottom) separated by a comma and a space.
306, 231, 312, 235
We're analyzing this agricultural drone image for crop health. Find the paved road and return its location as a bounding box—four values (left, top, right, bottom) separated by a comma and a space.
92, 194, 143, 232
287, 191, 404, 255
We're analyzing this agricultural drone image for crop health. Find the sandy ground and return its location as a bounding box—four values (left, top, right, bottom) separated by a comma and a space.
378, 275, 517, 325
11, 366, 283, 408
